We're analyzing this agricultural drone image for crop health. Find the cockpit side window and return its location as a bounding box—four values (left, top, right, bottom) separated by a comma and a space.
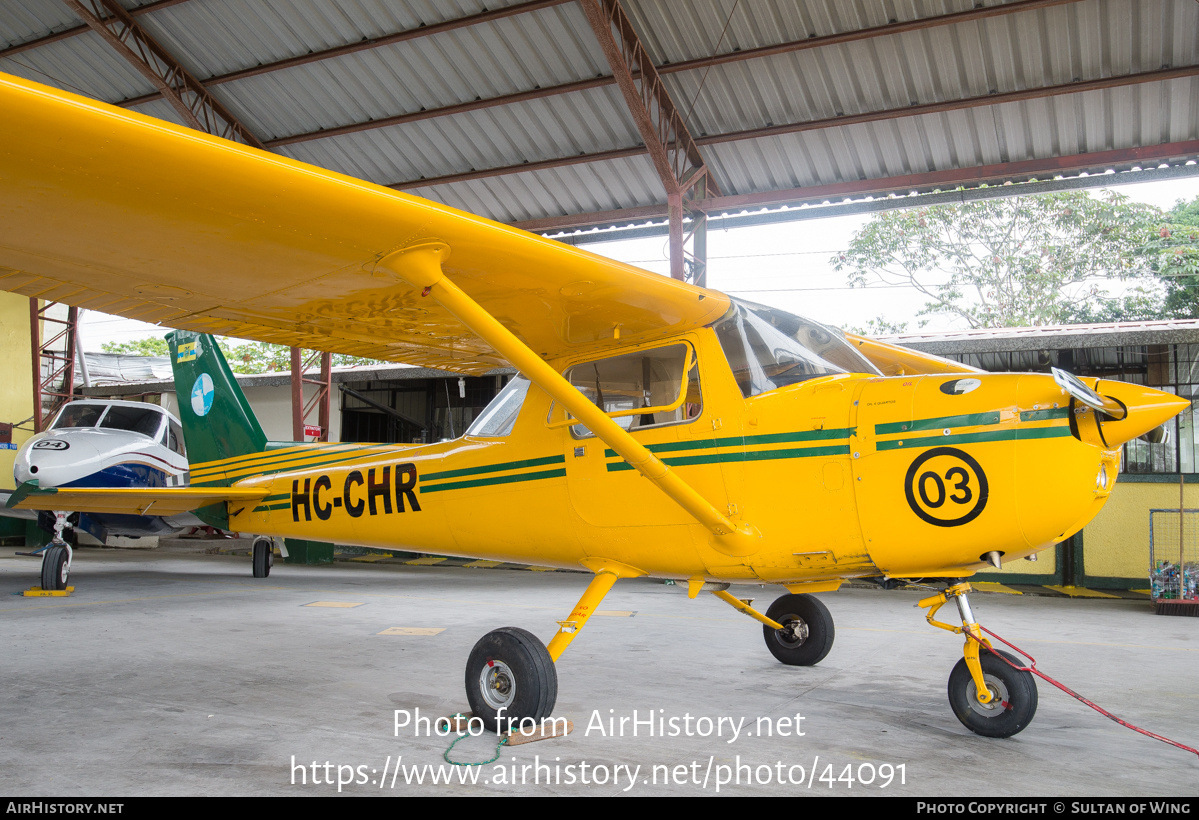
715, 300, 881, 398
51, 404, 106, 429
552, 343, 701, 439
99, 405, 165, 438
465, 376, 530, 438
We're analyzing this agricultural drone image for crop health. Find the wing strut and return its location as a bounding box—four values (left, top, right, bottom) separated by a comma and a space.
378, 242, 760, 558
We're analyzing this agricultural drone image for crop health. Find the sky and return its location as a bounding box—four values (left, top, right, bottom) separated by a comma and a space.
78, 173, 1199, 351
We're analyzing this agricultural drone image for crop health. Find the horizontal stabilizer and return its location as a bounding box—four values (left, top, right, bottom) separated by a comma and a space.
5, 481, 268, 516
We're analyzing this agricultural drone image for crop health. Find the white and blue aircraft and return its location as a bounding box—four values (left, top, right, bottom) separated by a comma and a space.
2, 399, 199, 590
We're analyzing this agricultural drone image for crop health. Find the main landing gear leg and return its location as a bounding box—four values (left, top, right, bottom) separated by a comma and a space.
705, 582, 837, 666
464, 560, 643, 732
40, 510, 73, 592
919, 582, 1038, 738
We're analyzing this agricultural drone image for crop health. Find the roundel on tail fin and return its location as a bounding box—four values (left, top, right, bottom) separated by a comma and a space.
191, 373, 215, 417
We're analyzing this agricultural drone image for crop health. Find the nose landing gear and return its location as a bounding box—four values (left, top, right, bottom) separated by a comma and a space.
920, 582, 1038, 738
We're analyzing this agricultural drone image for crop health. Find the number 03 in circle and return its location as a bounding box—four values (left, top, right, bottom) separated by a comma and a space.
903, 447, 989, 527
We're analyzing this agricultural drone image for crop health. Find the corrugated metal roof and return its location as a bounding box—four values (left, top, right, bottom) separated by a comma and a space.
883, 318, 1199, 352
0, 0, 1195, 227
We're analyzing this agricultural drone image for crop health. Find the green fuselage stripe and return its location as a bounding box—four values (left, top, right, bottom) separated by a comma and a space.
1020, 408, 1071, 422
606, 443, 851, 471
192, 444, 383, 480
418, 468, 567, 494
875, 412, 1002, 435
875, 425, 1072, 450
191, 448, 404, 486
421, 454, 565, 482
602, 427, 854, 459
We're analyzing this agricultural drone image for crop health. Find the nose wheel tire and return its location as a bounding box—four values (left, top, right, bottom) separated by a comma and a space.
762, 593, 835, 666
948, 648, 1038, 738
252, 538, 272, 578
465, 627, 557, 732
40, 545, 69, 591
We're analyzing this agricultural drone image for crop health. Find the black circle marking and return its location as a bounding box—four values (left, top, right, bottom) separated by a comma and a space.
904, 447, 988, 527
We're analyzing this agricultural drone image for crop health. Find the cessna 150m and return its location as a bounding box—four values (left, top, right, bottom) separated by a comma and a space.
0, 72, 1188, 739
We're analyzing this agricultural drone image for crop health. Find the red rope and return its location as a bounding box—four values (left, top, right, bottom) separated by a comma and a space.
970, 626, 1199, 760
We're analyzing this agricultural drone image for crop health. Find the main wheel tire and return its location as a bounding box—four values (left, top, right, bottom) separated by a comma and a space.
252, 538, 272, 578
40, 545, 69, 591
465, 627, 558, 733
948, 648, 1038, 738
762, 593, 835, 666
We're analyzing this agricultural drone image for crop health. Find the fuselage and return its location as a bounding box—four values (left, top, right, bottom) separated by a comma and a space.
200, 325, 1182, 584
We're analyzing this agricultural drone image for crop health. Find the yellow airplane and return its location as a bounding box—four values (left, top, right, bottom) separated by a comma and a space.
0, 73, 1187, 739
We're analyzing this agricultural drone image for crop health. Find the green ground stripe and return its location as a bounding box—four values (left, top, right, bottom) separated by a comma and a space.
1020, 407, 1070, 422
876, 412, 1002, 435
418, 468, 567, 494
607, 444, 850, 471
602, 427, 853, 459
421, 454, 565, 482
875, 426, 1073, 450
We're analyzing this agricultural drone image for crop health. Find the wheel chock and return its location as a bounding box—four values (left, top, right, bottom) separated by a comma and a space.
22, 586, 74, 597
437, 711, 573, 745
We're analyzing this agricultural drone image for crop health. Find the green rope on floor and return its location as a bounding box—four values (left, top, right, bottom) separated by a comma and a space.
443, 714, 509, 767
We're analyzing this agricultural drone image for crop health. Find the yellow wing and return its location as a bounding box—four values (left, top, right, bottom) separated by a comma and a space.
845, 334, 982, 377
5, 482, 268, 516
0, 73, 729, 374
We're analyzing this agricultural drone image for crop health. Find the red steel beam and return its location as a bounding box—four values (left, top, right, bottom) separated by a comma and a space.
29, 299, 78, 434
510, 140, 1199, 233
291, 348, 333, 442
579, 0, 718, 281
64, 0, 265, 149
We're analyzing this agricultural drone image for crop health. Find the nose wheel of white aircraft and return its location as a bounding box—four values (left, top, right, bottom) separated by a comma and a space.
251, 537, 272, 578
465, 627, 557, 731
947, 648, 1038, 738
40, 544, 70, 591
762, 593, 835, 666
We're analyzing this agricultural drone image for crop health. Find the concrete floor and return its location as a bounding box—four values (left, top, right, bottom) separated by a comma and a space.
1, 544, 1196, 796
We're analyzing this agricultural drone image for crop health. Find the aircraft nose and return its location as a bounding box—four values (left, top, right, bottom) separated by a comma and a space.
1093, 380, 1191, 448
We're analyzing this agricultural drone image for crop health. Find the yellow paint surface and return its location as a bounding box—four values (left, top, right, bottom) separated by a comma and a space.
303, 601, 365, 608
405, 556, 447, 565
0, 293, 33, 491
465, 560, 503, 568
594, 610, 635, 617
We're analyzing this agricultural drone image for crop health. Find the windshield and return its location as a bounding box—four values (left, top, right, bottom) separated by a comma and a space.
50, 404, 107, 429
465, 377, 530, 437
715, 300, 880, 398
98, 405, 165, 438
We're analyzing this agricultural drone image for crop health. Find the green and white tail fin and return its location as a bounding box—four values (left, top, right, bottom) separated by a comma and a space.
167, 331, 267, 483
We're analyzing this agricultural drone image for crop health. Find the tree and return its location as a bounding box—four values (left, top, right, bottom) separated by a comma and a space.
833, 189, 1168, 328
1145, 196, 1199, 319
101, 336, 383, 374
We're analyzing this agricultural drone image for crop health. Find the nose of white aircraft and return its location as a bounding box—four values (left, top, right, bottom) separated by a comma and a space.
14, 434, 102, 487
